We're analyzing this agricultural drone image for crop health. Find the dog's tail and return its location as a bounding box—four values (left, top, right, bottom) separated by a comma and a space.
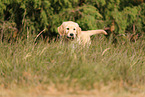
82, 30, 107, 36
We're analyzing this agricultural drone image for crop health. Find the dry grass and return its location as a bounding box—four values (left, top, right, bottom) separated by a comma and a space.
0, 35, 145, 97
0, 83, 145, 97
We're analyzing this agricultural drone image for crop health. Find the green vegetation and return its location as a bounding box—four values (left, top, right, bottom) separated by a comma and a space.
0, 0, 145, 41
0, 0, 145, 96
0, 36, 144, 93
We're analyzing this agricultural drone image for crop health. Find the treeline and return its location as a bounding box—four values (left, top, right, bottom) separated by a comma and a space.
0, 0, 145, 42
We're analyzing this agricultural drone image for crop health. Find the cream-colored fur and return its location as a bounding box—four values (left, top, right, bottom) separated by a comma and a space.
58, 21, 107, 46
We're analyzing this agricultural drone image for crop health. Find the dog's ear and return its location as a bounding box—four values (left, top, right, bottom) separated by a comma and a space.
57, 24, 64, 36
77, 26, 81, 36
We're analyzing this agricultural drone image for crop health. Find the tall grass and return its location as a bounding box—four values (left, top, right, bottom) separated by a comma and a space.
0, 35, 144, 91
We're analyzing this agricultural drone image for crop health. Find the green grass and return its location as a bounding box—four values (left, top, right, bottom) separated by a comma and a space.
0, 35, 145, 93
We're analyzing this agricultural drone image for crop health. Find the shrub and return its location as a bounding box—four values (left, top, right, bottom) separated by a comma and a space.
0, 0, 144, 42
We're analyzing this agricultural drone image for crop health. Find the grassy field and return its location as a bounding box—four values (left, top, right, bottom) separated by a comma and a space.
0, 35, 145, 97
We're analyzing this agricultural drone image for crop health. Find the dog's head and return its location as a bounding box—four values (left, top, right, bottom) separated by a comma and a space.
58, 21, 81, 39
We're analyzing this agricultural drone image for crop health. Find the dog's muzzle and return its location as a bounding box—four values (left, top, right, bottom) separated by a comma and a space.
67, 36, 74, 40
67, 33, 75, 40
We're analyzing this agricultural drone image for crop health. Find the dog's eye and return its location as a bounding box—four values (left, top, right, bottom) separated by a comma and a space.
73, 28, 76, 30
67, 28, 69, 30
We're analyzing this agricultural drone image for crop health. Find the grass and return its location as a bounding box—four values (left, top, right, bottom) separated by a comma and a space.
0, 35, 145, 97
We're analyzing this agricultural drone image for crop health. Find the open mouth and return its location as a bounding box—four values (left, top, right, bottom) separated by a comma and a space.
67, 36, 75, 40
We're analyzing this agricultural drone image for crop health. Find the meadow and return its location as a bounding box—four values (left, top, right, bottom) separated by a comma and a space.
0, 35, 145, 97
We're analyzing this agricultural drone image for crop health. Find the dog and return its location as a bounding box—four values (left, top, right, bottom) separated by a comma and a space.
58, 21, 107, 46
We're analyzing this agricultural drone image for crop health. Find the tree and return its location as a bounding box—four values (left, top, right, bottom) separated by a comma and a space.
0, 0, 144, 42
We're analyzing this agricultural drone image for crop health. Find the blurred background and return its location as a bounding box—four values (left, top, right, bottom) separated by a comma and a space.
0, 0, 144, 42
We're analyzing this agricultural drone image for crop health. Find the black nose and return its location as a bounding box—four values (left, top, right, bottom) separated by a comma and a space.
70, 33, 74, 36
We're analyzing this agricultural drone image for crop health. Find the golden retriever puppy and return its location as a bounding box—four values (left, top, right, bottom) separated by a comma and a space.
58, 21, 107, 46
